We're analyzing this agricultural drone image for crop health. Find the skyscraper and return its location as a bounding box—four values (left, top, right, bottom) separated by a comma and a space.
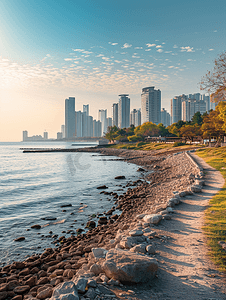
161, 108, 171, 127
112, 103, 118, 127
141, 87, 161, 125
118, 94, 130, 128
65, 97, 75, 139
61, 125, 65, 138
171, 95, 187, 124
83, 104, 89, 116
98, 109, 107, 136
130, 109, 141, 127
23, 130, 28, 141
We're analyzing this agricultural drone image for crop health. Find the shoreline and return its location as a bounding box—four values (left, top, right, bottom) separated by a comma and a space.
1, 148, 224, 300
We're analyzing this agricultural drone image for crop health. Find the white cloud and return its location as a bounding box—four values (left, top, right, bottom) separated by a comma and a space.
164, 51, 172, 53
156, 45, 162, 48
145, 49, 152, 51
146, 43, 156, 47
64, 58, 73, 61
96, 54, 104, 57
180, 46, 195, 52
109, 42, 118, 46
122, 43, 132, 49
157, 49, 163, 53
168, 66, 174, 68
187, 59, 196, 61
209, 48, 214, 51
173, 45, 178, 48
134, 47, 143, 49
213, 30, 217, 32
73, 49, 85, 52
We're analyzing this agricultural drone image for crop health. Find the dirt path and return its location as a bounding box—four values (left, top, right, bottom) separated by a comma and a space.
117, 153, 226, 300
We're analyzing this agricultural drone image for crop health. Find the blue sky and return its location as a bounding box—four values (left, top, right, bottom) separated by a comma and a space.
0, 0, 226, 141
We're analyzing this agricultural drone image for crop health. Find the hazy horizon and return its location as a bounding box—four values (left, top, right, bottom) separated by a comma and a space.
1, 0, 226, 141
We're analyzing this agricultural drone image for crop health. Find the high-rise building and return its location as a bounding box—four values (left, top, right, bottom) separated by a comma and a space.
106, 117, 112, 128
93, 120, 102, 137
98, 109, 107, 136
43, 132, 48, 140
83, 104, 89, 116
75, 111, 82, 137
61, 125, 65, 138
112, 103, 118, 127
171, 94, 187, 123
130, 109, 141, 127
23, 130, 28, 141
65, 97, 75, 139
161, 108, 171, 127
141, 87, 161, 125
118, 94, 130, 128
87, 116, 93, 137
57, 132, 63, 139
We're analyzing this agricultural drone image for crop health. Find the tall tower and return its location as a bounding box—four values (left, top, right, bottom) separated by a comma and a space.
141, 87, 161, 125
83, 104, 89, 116
118, 94, 130, 128
112, 103, 118, 127
98, 109, 107, 136
65, 97, 75, 139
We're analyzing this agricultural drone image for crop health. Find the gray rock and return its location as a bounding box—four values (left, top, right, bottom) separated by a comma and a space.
143, 214, 162, 225
164, 214, 172, 220
120, 236, 146, 249
146, 245, 156, 254
129, 230, 143, 237
50, 281, 79, 300
89, 264, 102, 275
166, 207, 174, 213
84, 287, 96, 300
87, 279, 97, 288
107, 279, 120, 286
102, 249, 158, 283
130, 244, 146, 254
92, 248, 108, 259
74, 277, 88, 293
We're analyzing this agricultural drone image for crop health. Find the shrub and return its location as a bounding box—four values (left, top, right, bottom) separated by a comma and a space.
173, 141, 186, 147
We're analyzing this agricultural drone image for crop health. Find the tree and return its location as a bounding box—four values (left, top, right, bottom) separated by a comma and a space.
191, 112, 203, 125
201, 109, 224, 141
200, 52, 226, 103
179, 124, 201, 142
105, 126, 119, 142
216, 101, 226, 132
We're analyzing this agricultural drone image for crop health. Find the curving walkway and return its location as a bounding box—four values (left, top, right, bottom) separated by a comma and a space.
121, 153, 226, 300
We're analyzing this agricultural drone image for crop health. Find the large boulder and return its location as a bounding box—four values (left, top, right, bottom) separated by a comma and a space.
143, 214, 162, 225
50, 281, 79, 300
102, 249, 158, 283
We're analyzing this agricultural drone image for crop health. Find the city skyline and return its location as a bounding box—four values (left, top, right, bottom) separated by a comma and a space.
1, 0, 226, 141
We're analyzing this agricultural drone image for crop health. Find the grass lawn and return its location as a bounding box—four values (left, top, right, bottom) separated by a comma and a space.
106, 141, 202, 151
196, 147, 226, 272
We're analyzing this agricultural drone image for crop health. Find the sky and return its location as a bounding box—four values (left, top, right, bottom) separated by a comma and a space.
0, 0, 226, 141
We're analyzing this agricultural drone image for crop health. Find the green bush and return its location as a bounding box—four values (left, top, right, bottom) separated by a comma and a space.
173, 141, 186, 147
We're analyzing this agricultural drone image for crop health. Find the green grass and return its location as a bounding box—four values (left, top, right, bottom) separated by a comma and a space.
106, 142, 202, 151
196, 147, 226, 272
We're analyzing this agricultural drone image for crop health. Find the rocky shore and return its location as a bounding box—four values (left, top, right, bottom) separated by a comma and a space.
0, 149, 206, 300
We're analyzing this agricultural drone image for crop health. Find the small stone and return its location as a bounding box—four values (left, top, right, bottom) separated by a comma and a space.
146, 245, 156, 254
129, 230, 143, 237
31, 225, 41, 229
115, 176, 125, 180
74, 277, 88, 293
130, 244, 146, 254
14, 237, 25, 242
14, 285, 30, 295
37, 287, 53, 299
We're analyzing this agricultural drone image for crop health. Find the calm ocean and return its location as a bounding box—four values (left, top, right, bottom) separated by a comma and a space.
0, 142, 139, 266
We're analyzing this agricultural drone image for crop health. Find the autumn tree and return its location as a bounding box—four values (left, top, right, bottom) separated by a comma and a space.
200, 52, 226, 103
179, 124, 201, 142
201, 109, 224, 141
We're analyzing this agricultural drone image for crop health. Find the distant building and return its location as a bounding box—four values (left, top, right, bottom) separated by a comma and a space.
130, 109, 141, 127
61, 125, 65, 138
65, 97, 75, 139
43, 132, 48, 140
93, 120, 102, 137
57, 132, 63, 139
98, 109, 107, 136
161, 108, 171, 127
106, 117, 112, 128
118, 94, 130, 128
83, 104, 89, 116
141, 87, 161, 125
112, 103, 118, 127
23, 130, 28, 141
171, 94, 187, 123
